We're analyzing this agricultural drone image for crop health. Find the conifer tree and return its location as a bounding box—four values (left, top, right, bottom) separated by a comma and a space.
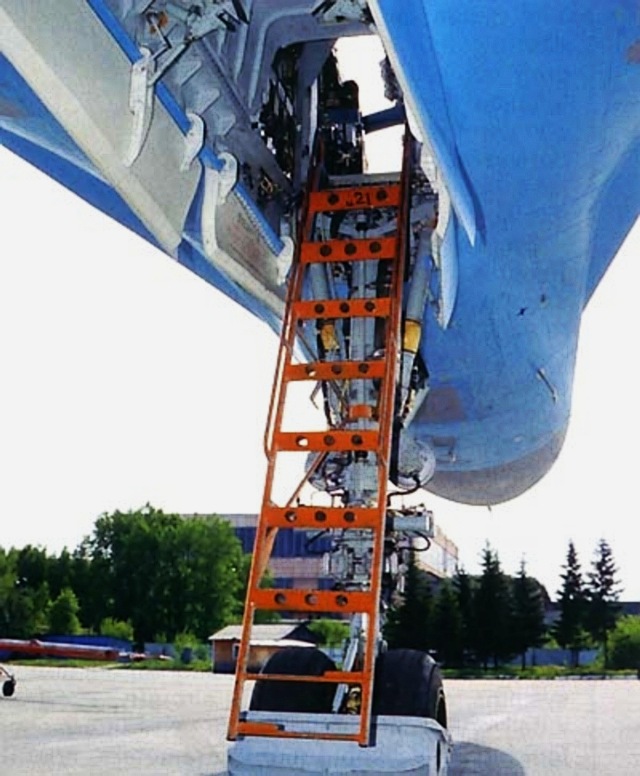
511, 559, 546, 669
432, 579, 464, 666
453, 565, 475, 665
586, 539, 622, 667
554, 541, 589, 667
474, 544, 513, 669
384, 553, 433, 652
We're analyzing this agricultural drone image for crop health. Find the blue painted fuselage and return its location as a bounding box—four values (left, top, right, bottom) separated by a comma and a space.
1, 2, 639, 504
375, 1, 640, 502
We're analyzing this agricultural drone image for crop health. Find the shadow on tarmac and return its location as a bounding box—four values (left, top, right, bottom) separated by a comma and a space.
450, 741, 526, 775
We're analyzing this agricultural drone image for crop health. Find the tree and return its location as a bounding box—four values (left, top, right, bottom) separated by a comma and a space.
159, 512, 246, 639
384, 554, 434, 652
586, 539, 622, 667
608, 616, 640, 670
511, 560, 546, 669
47, 548, 74, 600
0, 547, 51, 637
452, 565, 476, 665
473, 544, 513, 668
308, 619, 350, 647
14, 545, 49, 591
236, 559, 280, 625
553, 541, 589, 667
99, 617, 134, 641
48, 587, 81, 635
78, 507, 246, 643
431, 579, 464, 666
69, 548, 110, 634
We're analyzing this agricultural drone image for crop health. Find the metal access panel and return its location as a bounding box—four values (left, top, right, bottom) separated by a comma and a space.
228, 712, 451, 776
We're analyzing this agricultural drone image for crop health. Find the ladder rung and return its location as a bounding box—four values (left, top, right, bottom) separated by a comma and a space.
284, 360, 386, 382
262, 504, 383, 529
300, 237, 398, 264
293, 297, 391, 321
274, 429, 379, 453
327, 172, 401, 187
244, 670, 366, 685
348, 404, 374, 420
251, 588, 376, 615
236, 721, 361, 743
309, 185, 400, 213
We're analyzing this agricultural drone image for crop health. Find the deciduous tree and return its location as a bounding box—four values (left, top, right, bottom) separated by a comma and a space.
308, 619, 350, 647
99, 617, 134, 641
48, 587, 81, 635
78, 506, 246, 643
608, 615, 640, 670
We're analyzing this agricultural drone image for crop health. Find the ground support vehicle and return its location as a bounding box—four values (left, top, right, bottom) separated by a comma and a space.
228, 712, 449, 775
1, 664, 16, 697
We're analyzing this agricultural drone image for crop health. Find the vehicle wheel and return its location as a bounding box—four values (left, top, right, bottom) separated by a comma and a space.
249, 647, 337, 713
2, 679, 15, 698
372, 648, 447, 728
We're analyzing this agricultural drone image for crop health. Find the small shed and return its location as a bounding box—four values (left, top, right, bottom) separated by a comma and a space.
209, 621, 319, 673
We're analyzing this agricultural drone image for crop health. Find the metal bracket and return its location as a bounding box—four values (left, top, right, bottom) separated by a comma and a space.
202, 152, 238, 259
165, 1, 248, 36
312, 0, 369, 23
389, 507, 434, 537
275, 236, 294, 285
180, 111, 205, 171
126, 42, 204, 168
217, 152, 238, 203
332, 613, 365, 713
124, 47, 155, 167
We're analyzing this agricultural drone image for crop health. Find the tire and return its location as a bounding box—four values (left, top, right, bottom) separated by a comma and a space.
249, 647, 337, 713
2, 679, 15, 698
372, 648, 447, 728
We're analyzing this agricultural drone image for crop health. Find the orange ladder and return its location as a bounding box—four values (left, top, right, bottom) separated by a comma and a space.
227, 131, 413, 747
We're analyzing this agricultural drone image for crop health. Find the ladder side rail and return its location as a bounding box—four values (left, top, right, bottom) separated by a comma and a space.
262, 136, 325, 459
262, 259, 305, 460
377, 128, 414, 441
229, 138, 326, 741
228, 270, 306, 741
357, 127, 415, 746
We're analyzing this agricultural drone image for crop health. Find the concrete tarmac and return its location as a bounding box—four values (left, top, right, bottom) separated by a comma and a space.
1, 667, 639, 774
447, 677, 640, 775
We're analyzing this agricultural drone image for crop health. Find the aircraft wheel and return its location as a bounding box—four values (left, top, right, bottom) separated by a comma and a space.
249, 647, 336, 713
2, 679, 16, 697
372, 648, 447, 727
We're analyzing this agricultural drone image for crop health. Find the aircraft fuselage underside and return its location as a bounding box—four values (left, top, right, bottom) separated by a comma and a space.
1, 1, 639, 504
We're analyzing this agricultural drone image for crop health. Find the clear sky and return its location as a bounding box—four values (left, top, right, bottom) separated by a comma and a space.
1, 39, 639, 600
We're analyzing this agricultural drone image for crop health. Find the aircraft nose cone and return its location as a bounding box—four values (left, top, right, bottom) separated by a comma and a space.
425, 427, 567, 505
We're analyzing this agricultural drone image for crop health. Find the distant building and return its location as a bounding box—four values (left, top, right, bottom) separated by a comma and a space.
217, 512, 459, 588
218, 512, 328, 589
417, 524, 459, 579
619, 601, 640, 617
209, 621, 319, 673
545, 599, 640, 628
